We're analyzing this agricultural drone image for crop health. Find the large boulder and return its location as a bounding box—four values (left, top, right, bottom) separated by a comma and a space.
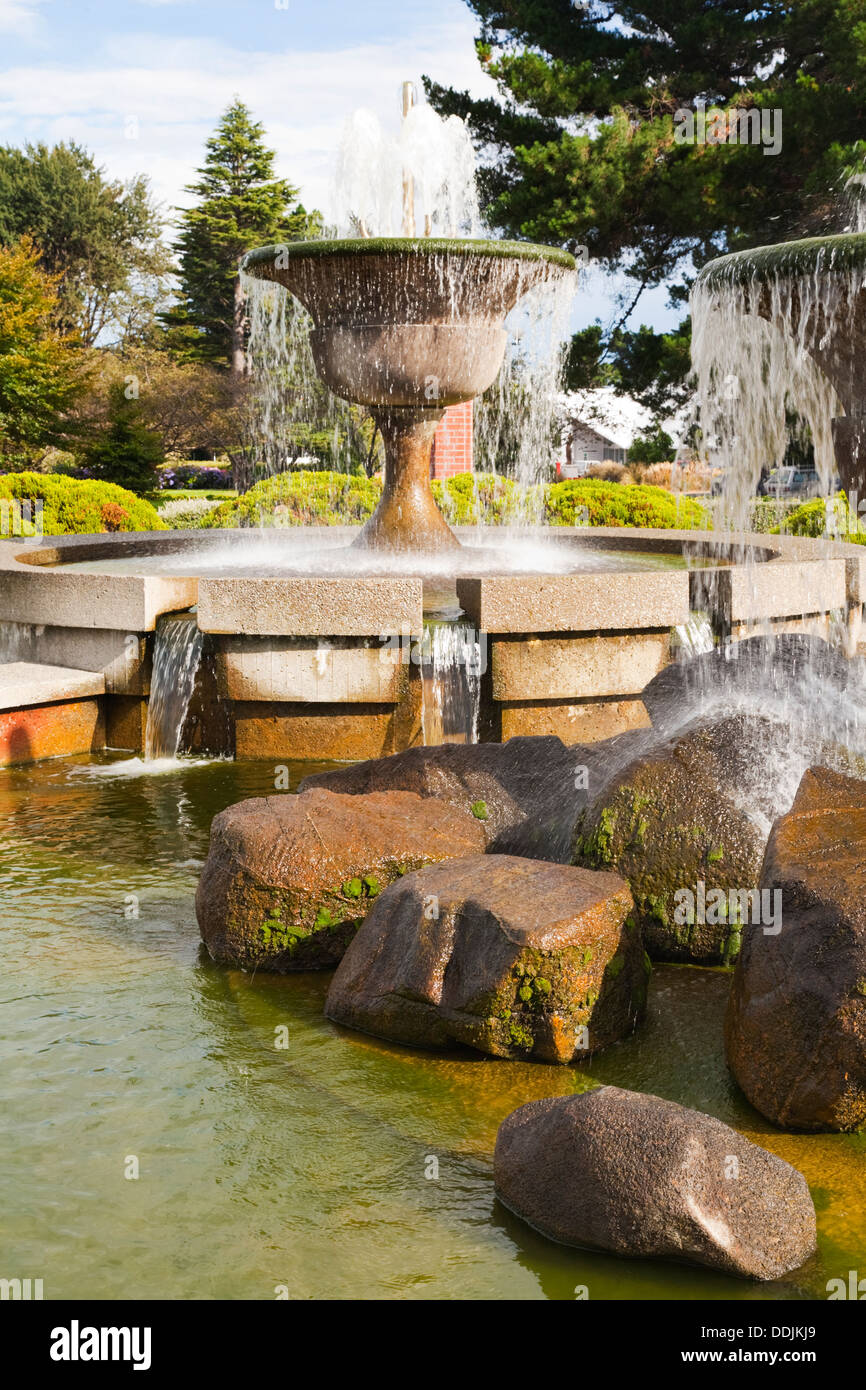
325, 854, 647, 1062
572, 714, 768, 962
196, 788, 485, 972
299, 736, 587, 856
494, 1086, 816, 1280
726, 765, 866, 1131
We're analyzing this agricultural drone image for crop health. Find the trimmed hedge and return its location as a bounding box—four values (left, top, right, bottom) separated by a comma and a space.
203, 470, 380, 528
202, 470, 712, 532
543, 478, 710, 530
781, 494, 866, 544
0, 473, 166, 534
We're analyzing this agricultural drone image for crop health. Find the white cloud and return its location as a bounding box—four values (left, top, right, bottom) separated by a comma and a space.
0, 0, 44, 37
0, 26, 497, 223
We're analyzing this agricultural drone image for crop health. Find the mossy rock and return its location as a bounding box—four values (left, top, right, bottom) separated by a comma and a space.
326, 855, 647, 1063
572, 717, 766, 964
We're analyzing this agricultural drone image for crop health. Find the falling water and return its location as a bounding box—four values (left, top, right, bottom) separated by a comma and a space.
144, 612, 203, 761
690, 259, 856, 527
420, 622, 482, 745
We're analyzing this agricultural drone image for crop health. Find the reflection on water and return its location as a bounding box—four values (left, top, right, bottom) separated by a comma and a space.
0, 753, 861, 1300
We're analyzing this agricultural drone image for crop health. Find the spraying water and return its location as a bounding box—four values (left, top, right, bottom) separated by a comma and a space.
144, 613, 204, 761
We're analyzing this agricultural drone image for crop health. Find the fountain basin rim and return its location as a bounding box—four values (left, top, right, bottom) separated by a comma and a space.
242, 236, 576, 276
697, 232, 866, 292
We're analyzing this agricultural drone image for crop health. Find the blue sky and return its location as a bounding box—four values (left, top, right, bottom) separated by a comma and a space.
0, 0, 680, 334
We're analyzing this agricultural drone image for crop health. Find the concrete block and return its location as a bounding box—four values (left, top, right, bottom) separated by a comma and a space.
217, 636, 401, 703
233, 701, 401, 761
492, 632, 671, 701
198, 576, 424, 637
500, 698, 651, 744
0, 623, 149, 694
0, 698, 104, 765
457, 571, 690, 634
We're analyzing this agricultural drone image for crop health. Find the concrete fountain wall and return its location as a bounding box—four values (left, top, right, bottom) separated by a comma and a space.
1, 525, 863, 766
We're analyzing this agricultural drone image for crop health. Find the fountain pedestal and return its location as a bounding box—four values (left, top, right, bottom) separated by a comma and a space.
354, 408, 457, 551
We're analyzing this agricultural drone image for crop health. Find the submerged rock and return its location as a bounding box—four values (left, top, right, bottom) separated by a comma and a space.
196, 788, 485, 971
726, 765, 866, 1131
494, 1086, 816, 1280
298, 736, 584, 854
572, 714, 767, 962
325, 854, 646, 1062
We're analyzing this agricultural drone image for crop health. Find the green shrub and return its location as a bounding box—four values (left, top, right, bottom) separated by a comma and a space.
202, 470, 380, 528
201, 470, 712, 532
781, 494, 866, 544
0, 472, 166, 534
544, 478, 710, 530
431, 471, 522, 524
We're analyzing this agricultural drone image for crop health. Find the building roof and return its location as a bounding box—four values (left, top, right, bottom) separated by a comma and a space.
557, 387, 686, 451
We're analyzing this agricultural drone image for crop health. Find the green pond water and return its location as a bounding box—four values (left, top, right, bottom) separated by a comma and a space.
2, 753, 864, 1301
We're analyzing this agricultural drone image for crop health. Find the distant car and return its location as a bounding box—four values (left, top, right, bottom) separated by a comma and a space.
759, 467, 822, 498
556, 459, 590, 480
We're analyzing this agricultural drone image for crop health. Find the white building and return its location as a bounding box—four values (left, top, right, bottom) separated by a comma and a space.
556, 388, 687, 472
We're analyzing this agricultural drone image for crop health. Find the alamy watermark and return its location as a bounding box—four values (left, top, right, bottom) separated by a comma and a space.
674, 104, 782, 158
674, 881, 782, 935
0, 497, 43, 540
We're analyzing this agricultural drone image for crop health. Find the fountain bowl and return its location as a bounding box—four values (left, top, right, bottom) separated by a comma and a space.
695, 231, 866, 497
242, 238, 576, 551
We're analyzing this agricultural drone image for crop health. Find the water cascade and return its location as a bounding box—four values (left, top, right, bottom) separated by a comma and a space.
691, 236, 866, 527
144, 612, 204, 761
420, 622, 483, 745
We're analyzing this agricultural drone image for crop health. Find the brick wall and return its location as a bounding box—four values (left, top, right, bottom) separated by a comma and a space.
430, 400, 473, 478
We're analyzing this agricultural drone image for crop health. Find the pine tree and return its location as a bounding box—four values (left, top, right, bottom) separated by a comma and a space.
167, 99, 316, 375
428, 1, 866, 408
87, 382, 165, 494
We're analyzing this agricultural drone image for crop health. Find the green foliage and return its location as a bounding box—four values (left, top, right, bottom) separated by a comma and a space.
203, 470, 713, 532
431, 471, 522, 523
628, 426, 675, 465
86, 382, 165, 493
471, 800, 489, 820
0, 472, 166, 533
782, 494, 866, 544
544, 478, 710, 529
166, 99, 317, 370
203, 469, 380, 527
0, 141, 169, 346
0, 238, 85, 465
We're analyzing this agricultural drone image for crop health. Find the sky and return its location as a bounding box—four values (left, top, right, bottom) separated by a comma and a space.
0, 0, 680, 334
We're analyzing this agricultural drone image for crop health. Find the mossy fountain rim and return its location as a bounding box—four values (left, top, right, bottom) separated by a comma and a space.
242, 236, 576, 275
697, 231, 866, 292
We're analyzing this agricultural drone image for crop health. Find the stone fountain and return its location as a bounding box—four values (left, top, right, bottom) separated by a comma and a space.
241, 236, 575, 551
694, 232, 866, 500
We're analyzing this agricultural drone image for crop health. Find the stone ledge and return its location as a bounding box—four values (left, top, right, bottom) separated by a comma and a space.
458, 570, 690, 635
492, 632, 670, 701
198, 576, 424, 638
0, 662, 104, 711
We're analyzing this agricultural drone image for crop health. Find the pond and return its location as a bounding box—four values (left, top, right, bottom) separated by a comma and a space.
1, 753, 860, 1300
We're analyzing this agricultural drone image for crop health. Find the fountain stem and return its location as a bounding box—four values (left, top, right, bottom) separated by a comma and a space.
353, 406, 460, 551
